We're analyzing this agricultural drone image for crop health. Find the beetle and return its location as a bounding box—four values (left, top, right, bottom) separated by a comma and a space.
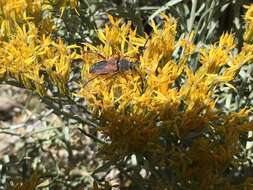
83, 54, 143, 91
89, 56, 137, 74
86, 35, 149, 75
83, 38, 149, 89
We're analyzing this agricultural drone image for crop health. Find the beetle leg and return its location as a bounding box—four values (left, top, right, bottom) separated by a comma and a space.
83, 75, 100, 87
103, 72, 119, 81
84, 72, 118, 88
133, 67, 145, 93
120, 71, 129, 82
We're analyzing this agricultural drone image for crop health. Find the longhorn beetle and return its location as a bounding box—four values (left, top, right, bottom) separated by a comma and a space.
83, 55, 143, 91
89, 56, 138, 74
85, 38, 149, 89
83, 38, 149, 91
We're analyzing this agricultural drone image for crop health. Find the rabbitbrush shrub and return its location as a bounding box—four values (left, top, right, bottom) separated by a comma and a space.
1, 0, 253, 190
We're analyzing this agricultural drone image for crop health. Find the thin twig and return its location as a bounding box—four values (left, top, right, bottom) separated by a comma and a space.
78, 127, 106, 144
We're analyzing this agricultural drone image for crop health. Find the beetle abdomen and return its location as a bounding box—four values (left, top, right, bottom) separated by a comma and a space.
89, 60, 118, 74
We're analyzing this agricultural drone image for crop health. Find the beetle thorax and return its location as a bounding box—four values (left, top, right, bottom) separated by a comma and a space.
117, 59, 134, 72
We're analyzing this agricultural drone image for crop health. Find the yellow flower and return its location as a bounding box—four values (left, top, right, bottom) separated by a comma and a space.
79, 15, 253, 172
244, 5, 253, 43
244, 4, 253, 21
0, 23, 45, 95
0, 22, 78, 96
0, 0, 56, 37
0, 8, 252, 188
41, 39, 79, 94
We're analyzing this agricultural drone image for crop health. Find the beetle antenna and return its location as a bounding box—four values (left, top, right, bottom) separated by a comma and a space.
133, 36, 150, 93
83, 50, 106, 59
143, 36, 150, 49
139, 35, 151, 56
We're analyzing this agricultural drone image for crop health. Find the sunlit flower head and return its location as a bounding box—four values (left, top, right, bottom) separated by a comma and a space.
78, 14, 253, 163
244, 4, 253, 43
0, 22, 78, 96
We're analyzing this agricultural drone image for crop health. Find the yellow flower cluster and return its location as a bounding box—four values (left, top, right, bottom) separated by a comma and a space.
0, 1, 253, 188
80, 13, 253, 187
0, 0, 79, 95
80, 14, 252, 141
0, 0, 78, 37
0, 0, 49, 37
0, 22, 78, 95
244, 4, 253, 43
243, 4, 253, 57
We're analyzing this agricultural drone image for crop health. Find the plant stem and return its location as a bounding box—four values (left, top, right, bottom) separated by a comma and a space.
188, 0, 198, 33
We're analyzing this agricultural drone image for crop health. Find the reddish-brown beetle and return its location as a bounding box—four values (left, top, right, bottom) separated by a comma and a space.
83, 54, 143, 91
86, 37, 149, 75
89, 56, 138, 74
83, 39, 149, 89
